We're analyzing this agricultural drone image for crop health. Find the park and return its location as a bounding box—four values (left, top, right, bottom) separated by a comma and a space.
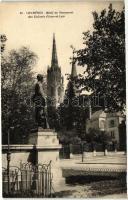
1, 1, 126, 198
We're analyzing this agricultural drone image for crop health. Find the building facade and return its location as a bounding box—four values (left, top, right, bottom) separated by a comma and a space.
86, 110, 125, 145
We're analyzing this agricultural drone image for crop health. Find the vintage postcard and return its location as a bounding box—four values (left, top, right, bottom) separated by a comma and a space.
0, 1, 127, 198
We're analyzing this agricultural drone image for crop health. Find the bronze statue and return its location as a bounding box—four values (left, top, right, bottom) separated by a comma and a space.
32, 74, 49, 129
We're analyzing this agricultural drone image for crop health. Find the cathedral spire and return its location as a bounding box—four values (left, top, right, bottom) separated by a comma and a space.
71, 50, 77, 78
51, 33, 58, 68
71, 61, 77, 78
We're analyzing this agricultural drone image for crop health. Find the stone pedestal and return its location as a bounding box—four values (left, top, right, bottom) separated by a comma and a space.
29, 128, 60, 146
28, 128, 64, 191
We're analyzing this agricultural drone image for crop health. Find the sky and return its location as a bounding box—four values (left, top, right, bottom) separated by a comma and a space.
0, 1, 124, 89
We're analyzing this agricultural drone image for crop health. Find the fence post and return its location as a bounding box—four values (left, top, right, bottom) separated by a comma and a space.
70, 144, 73, 159
7, 129, 11, 196
3, 162, 53, 197
81, 142, 84, 162
93, 150, 96, 157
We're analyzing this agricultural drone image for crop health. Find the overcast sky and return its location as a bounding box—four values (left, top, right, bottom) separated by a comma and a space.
0, 1, 124, 89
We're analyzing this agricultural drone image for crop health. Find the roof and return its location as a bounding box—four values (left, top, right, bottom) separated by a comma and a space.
90, 110, 124, 120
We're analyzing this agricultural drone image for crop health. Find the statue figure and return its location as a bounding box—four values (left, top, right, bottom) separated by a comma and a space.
32, 74, 49, 129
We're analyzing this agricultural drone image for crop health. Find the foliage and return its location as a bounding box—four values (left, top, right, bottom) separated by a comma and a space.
0, 34, 7, 53
47, 106, 59, 129
58, 130, 81, 145
58, 80, 87, 132
2, 46, 38, 144
61, 80, 76, 130
76, 4, 125, 112
57, 77, 88, 144
86, 128, 113, 149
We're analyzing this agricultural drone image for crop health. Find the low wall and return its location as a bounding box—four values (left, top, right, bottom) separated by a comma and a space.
2, 144, 62, 168
2, 145, 34, 168
70, 151, 125, 159
2, 143, 65, 192
2, 145, 125, 169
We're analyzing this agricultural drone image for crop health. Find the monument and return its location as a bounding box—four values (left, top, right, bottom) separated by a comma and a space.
32, 74, 49, 129
29, 74, 63, 191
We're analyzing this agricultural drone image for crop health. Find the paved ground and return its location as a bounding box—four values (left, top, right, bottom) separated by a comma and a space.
60, 154, 127, 172
52, 154, 127, 198
102, 193, 127, 198
53, 154, 127, 198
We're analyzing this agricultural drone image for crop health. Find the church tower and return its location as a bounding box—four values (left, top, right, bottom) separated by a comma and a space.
71, 59, 77, 79
70, 55, 79, 96
47, 34, 64, 108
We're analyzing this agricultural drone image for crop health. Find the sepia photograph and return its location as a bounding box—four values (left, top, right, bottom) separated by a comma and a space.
0, 0, 126, 198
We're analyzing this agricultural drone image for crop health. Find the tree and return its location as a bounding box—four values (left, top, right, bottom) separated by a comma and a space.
57, 77, 88, 144
76, 4, 125, 112
58, 78, 80, 131
86, 128, 112, 154
63, 80, 76, 130
0, 34, 7, 53
2, 46, 38, 144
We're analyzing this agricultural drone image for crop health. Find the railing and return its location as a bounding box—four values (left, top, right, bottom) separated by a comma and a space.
2, 161, 53, 197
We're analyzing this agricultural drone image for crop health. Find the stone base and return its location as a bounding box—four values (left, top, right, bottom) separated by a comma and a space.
28, 128, 64, 191
29, 128, 60, 147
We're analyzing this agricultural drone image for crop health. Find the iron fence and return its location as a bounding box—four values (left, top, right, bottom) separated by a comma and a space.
2, 161, 53, 197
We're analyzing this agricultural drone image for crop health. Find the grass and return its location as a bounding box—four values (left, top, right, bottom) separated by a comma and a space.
54, 177, 126, 198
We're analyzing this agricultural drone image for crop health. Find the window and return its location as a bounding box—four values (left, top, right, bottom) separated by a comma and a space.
111, 131, 115, 138
109, 120, 115, 128
100, 120, 105, 129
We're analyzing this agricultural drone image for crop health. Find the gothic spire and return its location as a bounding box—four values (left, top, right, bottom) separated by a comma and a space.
71, 56, 77, 78
51, 33, 58, 68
